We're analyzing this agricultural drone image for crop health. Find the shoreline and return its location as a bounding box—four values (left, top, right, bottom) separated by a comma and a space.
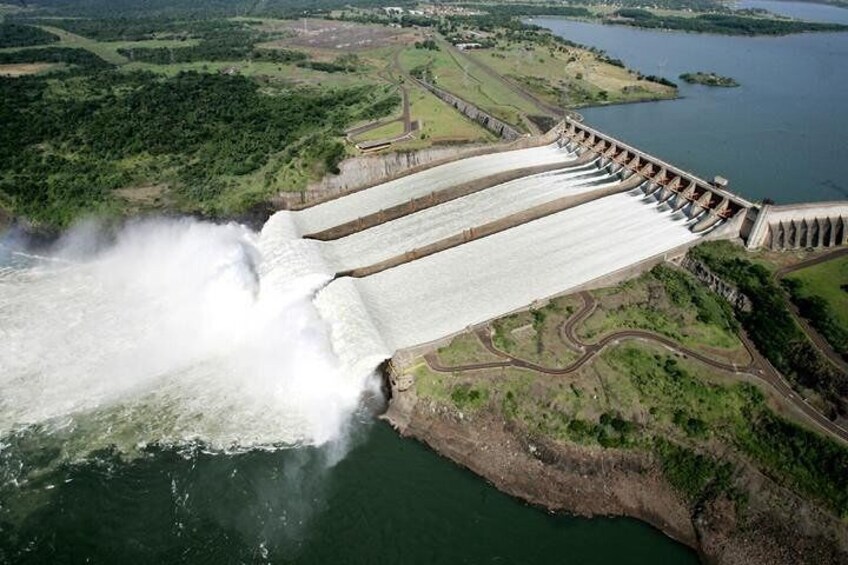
381, 342, 848, 565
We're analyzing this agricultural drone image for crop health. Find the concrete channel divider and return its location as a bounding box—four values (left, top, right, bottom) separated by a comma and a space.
304, 151, 598, 241
334, 174, 646, 279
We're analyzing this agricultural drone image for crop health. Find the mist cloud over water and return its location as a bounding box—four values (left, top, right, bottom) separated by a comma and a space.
0, 216, 385, 452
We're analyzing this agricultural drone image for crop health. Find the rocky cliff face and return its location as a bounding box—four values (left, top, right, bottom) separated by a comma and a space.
680, 255, 753, 312
384, 381, 848, 565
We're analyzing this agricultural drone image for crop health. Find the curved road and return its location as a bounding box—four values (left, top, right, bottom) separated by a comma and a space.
425, 291, 848, 444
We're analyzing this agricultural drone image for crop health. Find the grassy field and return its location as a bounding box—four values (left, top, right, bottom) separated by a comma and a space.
786, 256, 848, 332
578, 266, 747, 362
491, 295, 581, 368
36, 25, 129, 65
436, 332, 503, 366
468, 41, 675, 107
394, 85, 495, 149
350, 120, 405, 143
0, 62, 62, 76
399, 45, 539, 127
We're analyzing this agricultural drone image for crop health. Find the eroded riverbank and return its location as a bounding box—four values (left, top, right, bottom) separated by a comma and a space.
383, 258, 848, 565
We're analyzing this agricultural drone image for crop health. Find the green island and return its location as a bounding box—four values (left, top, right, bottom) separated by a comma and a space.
389, 243, 848, 561
680, 71, 739, 87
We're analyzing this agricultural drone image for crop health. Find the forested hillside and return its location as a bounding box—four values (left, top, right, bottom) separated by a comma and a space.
1, 69, 395, 226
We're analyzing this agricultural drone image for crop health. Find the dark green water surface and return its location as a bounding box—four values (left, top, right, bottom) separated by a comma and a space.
0, 423, 697, 564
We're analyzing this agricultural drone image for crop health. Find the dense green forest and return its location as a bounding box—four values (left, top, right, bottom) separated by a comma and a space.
691, 243, 848, 418
116, 28, 308, 65
1, 67, 397, 227
7, 0, 413, 18
0, 23, 59, 48
0, 11, 402, 227
0, 47, 113, 70
16, 17, 245, 42
612, 8, 848, 35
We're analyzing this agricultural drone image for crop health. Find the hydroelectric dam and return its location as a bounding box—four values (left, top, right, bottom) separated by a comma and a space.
264, 116, 843, 373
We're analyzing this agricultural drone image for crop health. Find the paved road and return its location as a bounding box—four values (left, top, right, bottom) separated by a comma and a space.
345, 52, 414, 142
425, 291, 848, 444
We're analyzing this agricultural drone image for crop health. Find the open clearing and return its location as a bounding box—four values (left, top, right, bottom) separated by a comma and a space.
257, 18, 417, 52
0, 62, 58, 76
399, 44, 539, 126
468, 42, 674, 107
393, 85, 495, 149
36, 25, 129, 65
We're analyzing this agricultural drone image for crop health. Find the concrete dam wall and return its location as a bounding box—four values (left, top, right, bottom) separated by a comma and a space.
746, 202, 848, 250
263, 122, 754, 358
559, 117, 751, 230
277, 120, 563, 211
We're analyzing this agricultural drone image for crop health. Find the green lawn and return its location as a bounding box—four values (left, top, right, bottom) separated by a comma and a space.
786, 256, 848, 331
351, 120, 405, 143
394, 84, 494, 149
36, 25, 129, 65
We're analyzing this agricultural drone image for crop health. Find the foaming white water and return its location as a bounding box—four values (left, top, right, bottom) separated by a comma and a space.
292, 143, 575, 235
0, 217, 383, 449
321, 164, 616, 272
338, 192, 700, 351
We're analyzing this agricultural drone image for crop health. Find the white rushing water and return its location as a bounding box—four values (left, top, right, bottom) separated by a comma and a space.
321, 192, 700, 352
290, 143, 576, 235
0, 217, 389, 450
321, 162, 616, 272
0, 145, 701, 453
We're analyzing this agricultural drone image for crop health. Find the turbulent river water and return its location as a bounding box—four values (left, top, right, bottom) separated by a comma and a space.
0, 146, 700, 563
3, 3, 846, 561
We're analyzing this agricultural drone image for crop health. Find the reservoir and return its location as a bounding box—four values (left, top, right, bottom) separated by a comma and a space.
533, 1, 848, 204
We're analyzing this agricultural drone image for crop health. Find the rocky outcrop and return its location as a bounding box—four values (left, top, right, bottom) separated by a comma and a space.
384, 380, 848, 565
680, 255, 753, 312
